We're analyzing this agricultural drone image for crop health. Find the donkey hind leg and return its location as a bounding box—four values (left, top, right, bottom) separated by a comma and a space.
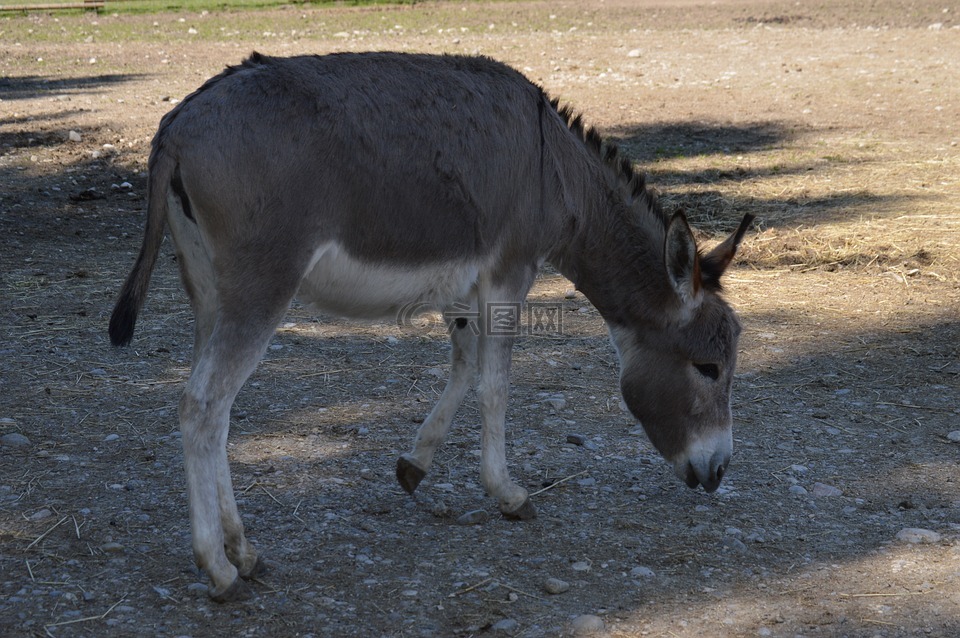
167, 198, 262, 588
179, 304, 292, 602
397, 302, 479, 494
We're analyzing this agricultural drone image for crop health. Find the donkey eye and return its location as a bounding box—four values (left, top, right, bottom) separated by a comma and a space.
694, 363, 720, 381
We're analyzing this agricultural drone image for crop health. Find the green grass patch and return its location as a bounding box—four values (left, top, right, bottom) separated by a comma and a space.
0, 0, 422, 16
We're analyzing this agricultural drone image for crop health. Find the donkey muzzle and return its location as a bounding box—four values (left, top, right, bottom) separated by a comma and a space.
673, 428, 732, 493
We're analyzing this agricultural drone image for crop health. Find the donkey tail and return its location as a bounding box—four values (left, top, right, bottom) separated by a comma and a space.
108, 145, 177, 346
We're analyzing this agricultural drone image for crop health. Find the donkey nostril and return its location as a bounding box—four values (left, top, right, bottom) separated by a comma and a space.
715, 464, 725, 481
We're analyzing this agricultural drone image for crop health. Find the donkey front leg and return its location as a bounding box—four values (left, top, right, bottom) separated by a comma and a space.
477, 330, 535, 521
397, 310, 478, 493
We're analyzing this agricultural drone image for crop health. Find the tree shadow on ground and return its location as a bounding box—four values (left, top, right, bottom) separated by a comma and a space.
608, 120, 798, 163
0, 73, 148, 102
608, 120, 923, 230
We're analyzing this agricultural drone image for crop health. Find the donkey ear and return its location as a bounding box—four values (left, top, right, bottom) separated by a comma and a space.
700, 214, 755, 289
664, 211, 702, 308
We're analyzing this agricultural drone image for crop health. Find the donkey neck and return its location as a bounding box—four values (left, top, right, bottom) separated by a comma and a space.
552, 182, 675, 327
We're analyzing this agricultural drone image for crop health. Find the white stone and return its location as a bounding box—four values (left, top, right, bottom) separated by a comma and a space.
896, 528, 941, 544
568, 614, 605, 635
811, 482, 842, 497
544, 577, 570, 594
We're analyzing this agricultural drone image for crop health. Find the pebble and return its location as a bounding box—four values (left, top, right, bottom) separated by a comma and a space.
457, 509, 488, 526
946, 430, 960, 443
896, 528, 942, 544
544, 577, 570, 594
100, 542, 124, 553
571, 561, 591, 572
1, 433, 31, 448
28, 509, 53, 521
104, 433, 120, 442
789, 485, 808, 495
722, 536, 748, 553
491, 618, 519, 632
543, 395, 567, 412
568, 614, 605, 636
627, 49, 641, 57
68, 130, 82, 142
811, 482, 842, 497
629, 566, 655, 578
566, 434, 587, 446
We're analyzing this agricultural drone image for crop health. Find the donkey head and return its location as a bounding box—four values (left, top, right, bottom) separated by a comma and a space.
611, 213, 753, 492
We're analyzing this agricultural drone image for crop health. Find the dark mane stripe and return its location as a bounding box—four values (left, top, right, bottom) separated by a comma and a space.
547, 96, 666, 227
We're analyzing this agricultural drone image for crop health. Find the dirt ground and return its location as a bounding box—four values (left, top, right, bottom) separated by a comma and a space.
2, 0, 959, 636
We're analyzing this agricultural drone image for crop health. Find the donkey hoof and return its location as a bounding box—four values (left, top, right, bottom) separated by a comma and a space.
501, 498, 537, 521
240, 555, 268, 580
209, 575, 252, 603
396, 456, 426, 495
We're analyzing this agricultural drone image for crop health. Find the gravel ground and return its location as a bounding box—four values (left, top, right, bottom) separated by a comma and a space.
1, 1, 959, 636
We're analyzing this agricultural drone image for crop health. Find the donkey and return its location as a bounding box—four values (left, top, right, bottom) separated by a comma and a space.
110, 51, 752, 601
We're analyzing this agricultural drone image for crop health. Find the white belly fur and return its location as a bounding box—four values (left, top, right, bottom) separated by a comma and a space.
297, 242, 481, 319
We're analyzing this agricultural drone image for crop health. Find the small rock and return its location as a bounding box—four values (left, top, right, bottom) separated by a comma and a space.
544, 577, 570, 594
571, 561, 591, 572
946, 430, 960, 443
491, 618, 519, 633
789, 485, 808, 495
564, 289, 577, 299
566, 434, 587, 446
68, 130, 82, 142
100, 542, 124, 553
1, 433, 31, 448
896, 528, 942, 544
568, 614, 605, 636
811, 482, 842, 497
29, 508, 53, 521
457, 509, 488, 526
627, 49, 641, 57
629, 566, 655, 578
544, 395, 567, 411
104, 433, 120, 442
722, 536, 748, 553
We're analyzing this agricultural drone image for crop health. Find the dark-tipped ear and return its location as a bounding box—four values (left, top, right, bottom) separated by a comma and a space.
701, 214, 755, 289
664, 211, 702, 308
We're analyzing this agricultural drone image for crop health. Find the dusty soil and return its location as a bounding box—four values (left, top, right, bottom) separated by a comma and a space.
2, 0, 959, 636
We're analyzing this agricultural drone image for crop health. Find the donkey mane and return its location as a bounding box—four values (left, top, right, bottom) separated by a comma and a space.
547, 97, 666, 230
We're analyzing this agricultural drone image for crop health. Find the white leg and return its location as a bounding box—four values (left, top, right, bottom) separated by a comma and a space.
397, 315, 478, 493
476, 330, 534, 519
475, 275, 537, 519
179, 317, 279, 601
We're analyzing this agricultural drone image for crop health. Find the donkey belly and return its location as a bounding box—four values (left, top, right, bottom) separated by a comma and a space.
297, 242, 480, 319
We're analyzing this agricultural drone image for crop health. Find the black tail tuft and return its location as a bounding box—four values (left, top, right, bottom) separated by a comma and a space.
108, 292, 139, 346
